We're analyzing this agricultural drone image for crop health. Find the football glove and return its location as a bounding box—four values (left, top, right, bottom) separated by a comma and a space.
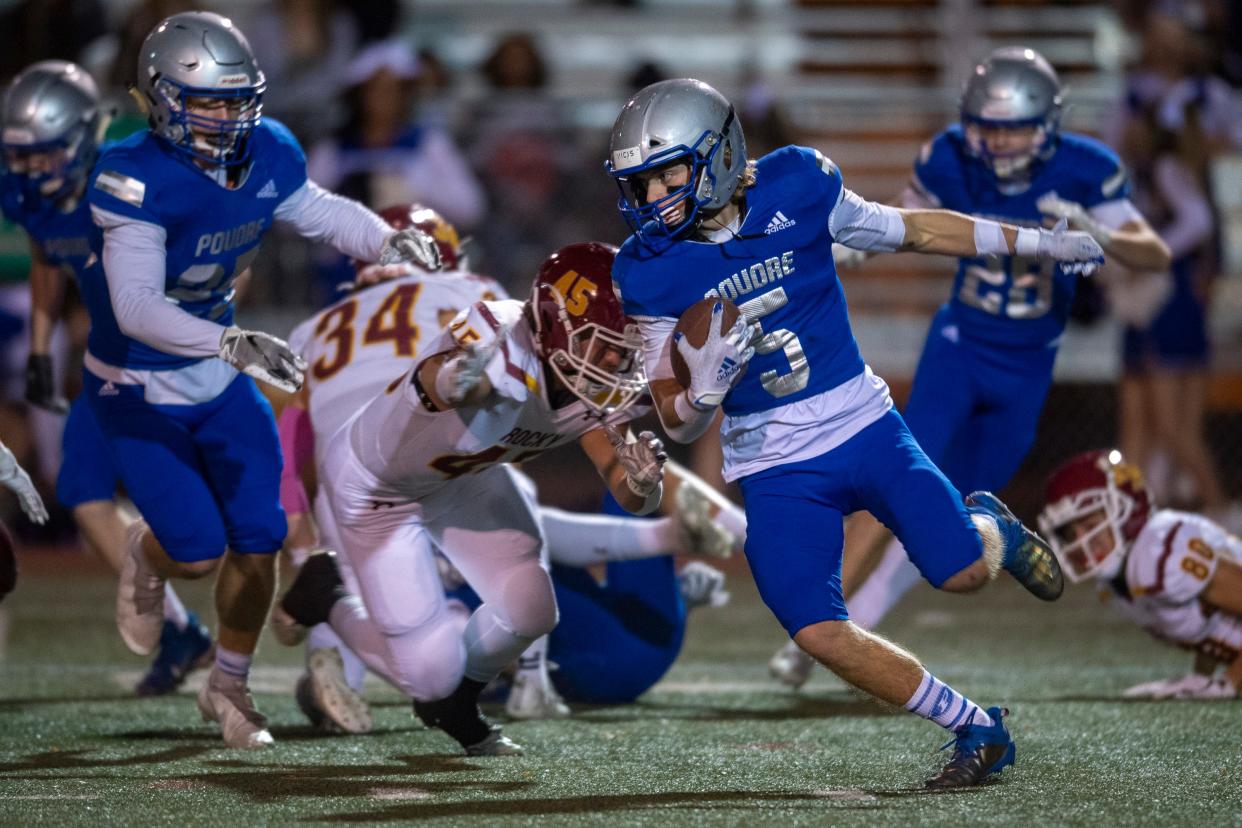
1024, 217, 1105, 276
0, 441, 47, 525
605, 426, 667, 498
675, 303, 756, 410
434, 325, 507, 404
218, 327, 308, 394
1036, 192, 1113, 246
24, 354, 68, 414
379, 227, 443, 272
831, 243, 868, 270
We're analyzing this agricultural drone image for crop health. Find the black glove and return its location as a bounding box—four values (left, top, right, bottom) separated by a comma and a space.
25, 354, 68, 414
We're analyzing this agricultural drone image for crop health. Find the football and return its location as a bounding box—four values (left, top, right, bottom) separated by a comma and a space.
671, 297, 745, 388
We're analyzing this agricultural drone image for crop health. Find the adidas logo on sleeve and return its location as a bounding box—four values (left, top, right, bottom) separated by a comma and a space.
764, 211, 796, 235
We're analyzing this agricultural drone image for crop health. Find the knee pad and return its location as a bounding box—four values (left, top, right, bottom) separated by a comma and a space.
500, 562, 558, 638
387, 614, 467, 701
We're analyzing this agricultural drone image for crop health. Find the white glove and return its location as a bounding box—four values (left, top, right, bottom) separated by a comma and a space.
605, 426, 667, 498
379, 227, 443, 272
1036, 192, 1112, 245
219, 327, 308, 393
434, 325, 506, 404
0, 441, 47, 525
675, 303, 756, 410
678, 560, 730, 609
1122, 672, 1236, 700
831, 243, 868, 270
1019, 217, 1105, 276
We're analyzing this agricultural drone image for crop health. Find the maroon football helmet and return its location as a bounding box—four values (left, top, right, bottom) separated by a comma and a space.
1037, 450, 1153, 583
374, 203, 464, 271
530, 242, 645, 415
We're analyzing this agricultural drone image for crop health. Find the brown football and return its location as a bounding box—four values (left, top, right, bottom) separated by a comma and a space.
671, 297, 745, 388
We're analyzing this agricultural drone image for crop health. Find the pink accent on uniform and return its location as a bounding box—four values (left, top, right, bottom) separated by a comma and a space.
278, 404, 314, 516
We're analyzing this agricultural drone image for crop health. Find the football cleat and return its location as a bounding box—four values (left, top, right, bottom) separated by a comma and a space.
135, 613, 214, 696
678, 561, 730, 609
116, 519, 166, 656
925, 706, 1015, 789
197, 668, 274, 749
768, 639, 815, 689
295, 672, 328, 730
672, 483, 736, 559
466, 726, 524, 757
303, 647, 373, 733
966, 491, 1064, 601
271, 551, 346, 646
505, 669, 570, 721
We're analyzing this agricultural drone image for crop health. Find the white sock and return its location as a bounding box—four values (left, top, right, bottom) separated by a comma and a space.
516, 635, 548, 676
847, 537, 922, 631
904, 669, 993, 731
214, 645, 252, 682
463, 603, 534, 683
162, 583, 189, 631
969, 514, 1004, 580
541, 507, 671, 566
711, 501, 747, 540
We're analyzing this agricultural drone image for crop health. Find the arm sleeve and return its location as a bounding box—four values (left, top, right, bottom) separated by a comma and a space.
1088, 198, 1143, 231
274, 181, 391, 263
828, 188, 906, 251
92, 208, 224, 357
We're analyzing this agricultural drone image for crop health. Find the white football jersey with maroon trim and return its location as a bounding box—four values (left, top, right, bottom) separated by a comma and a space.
341, 298, 650, 501
287, 269, 505, 465
1102, 509, 1242, 663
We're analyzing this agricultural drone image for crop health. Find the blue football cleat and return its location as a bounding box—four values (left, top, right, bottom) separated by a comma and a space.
966, 491, 1064, 601
135, 612, 214, 696
926, 706, 1016, 789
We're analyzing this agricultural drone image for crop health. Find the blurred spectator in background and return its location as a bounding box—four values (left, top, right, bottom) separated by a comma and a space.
103, 0, 196, 93
306, 40, 483, 304
240, 0, 359, 145
1112, 75, 1240, 528
469, 33, 594, 291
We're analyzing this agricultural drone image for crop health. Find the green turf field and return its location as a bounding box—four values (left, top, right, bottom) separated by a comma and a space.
1, 549, 1239, 826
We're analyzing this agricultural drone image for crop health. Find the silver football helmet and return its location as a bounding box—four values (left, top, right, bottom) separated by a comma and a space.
606, 78, 747, 247
136, 11, 265, 167
1, 60, 102, 204
960, 47, 1062, 180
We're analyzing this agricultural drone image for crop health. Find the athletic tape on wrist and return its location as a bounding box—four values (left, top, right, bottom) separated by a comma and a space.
1014, 227, 1041, 257
973, 219, 1009, 257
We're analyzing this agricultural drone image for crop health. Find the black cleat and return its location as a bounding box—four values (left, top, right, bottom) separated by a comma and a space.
270, 551, 346, 646
925, 706, 1015, 790
966, 491, 1064, 601
413, 677, 521, 756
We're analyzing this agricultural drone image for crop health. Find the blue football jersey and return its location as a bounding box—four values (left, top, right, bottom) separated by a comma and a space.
913, 127, 1130, 347
614, 146, 864, 417
86, 119, 308, 369
0, 155, 131, 367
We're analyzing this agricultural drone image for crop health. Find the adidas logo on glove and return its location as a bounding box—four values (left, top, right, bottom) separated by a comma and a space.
716, 356, 740, 383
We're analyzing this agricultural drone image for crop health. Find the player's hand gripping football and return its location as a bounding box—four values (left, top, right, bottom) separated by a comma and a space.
435, 324, 507, 404
24, 354, 69, 414
379, 227, 443, 272
0, 440, 47, 525
219, 327, 308, 394
1032, 217, 1105, 276
674, 302, 756, 411
605, 426, 667, 499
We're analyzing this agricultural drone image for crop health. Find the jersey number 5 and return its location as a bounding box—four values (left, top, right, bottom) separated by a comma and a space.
737, 287, 809, 399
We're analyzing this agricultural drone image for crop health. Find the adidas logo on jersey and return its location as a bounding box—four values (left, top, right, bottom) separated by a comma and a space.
98, 381, 119, 397
764, 211, 796, 235
256, 180, 279, 199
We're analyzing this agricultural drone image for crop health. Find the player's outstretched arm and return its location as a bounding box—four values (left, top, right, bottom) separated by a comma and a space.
897, 210, 1105, 274
580, 425, 667, 516
1037, 192, 1171, 272
25, 241, 69, 414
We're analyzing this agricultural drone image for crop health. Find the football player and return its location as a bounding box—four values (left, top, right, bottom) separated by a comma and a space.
276, 207, 737, 732
85, 12, 440, 748
0, 437, 47, 604
0, 61, 212, 695
771, 47, 1171, 690
605, 77, 1105, 788
272, 241, 670, 756
1039, 450, 1242, 699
